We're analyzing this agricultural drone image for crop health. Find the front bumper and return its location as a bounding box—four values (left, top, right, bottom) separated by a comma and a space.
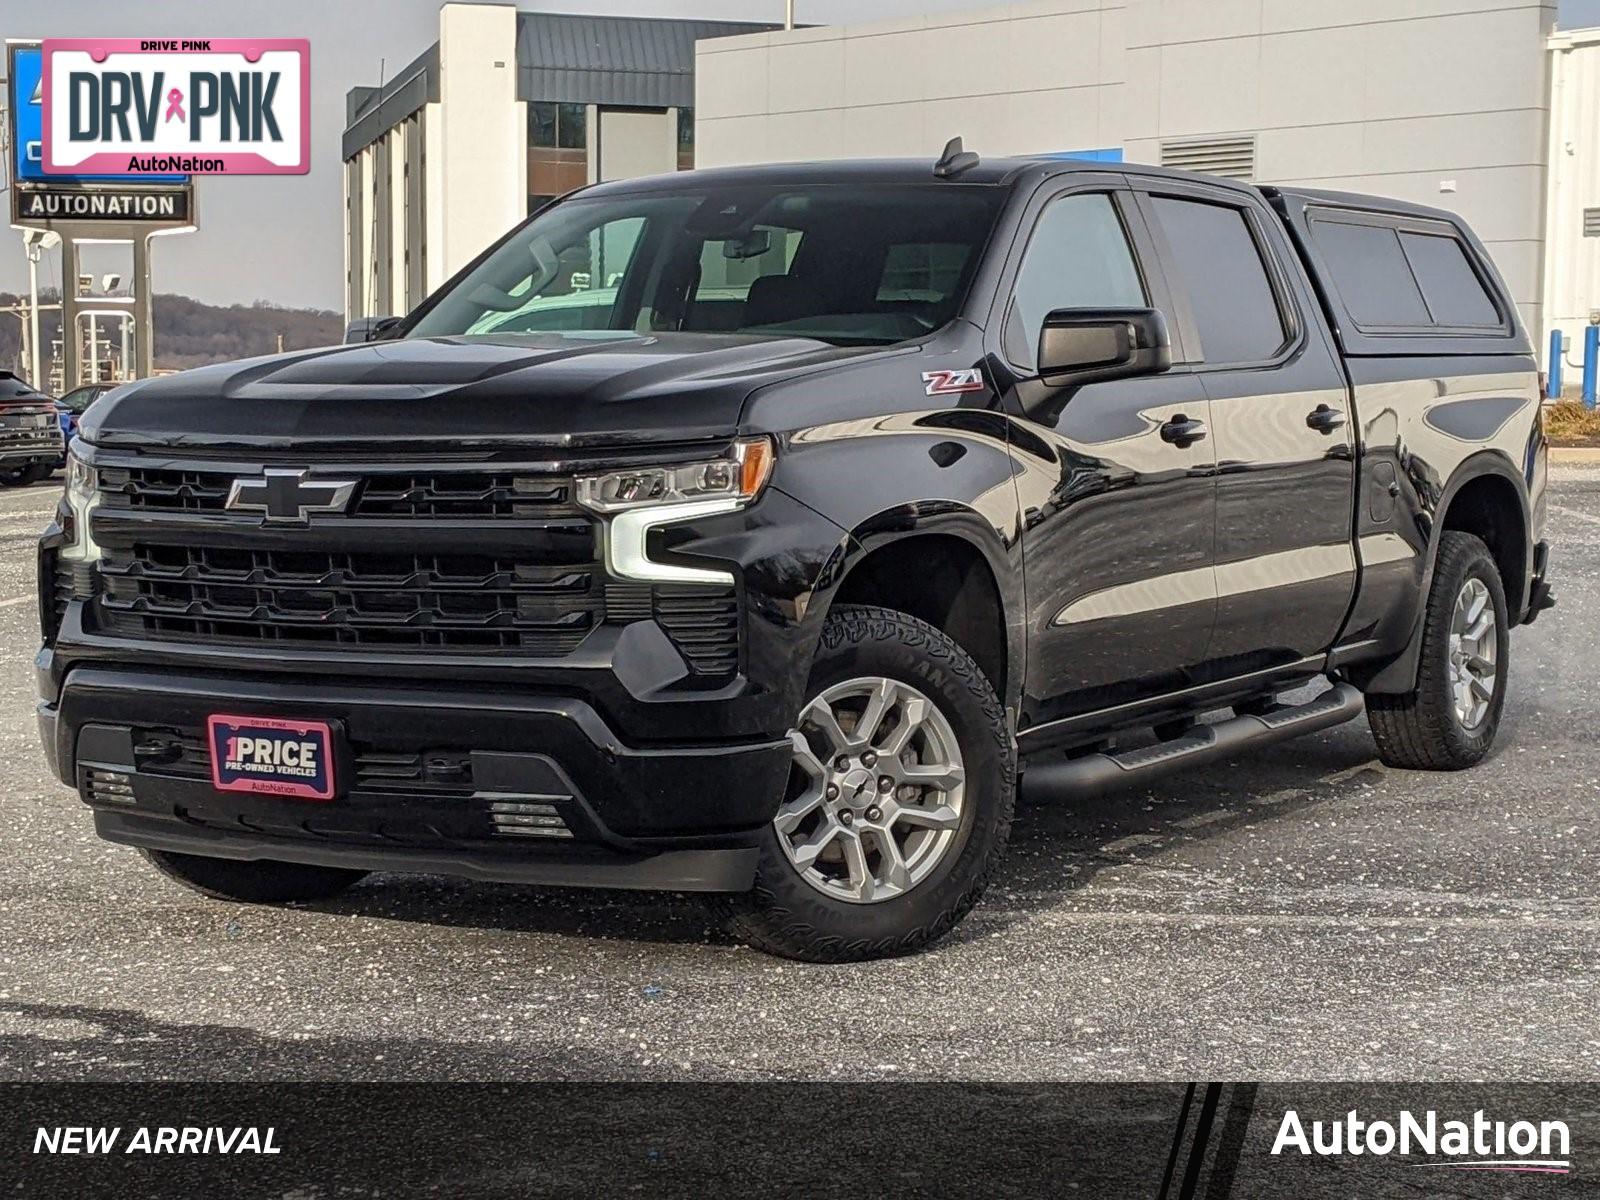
0, 437, 62, 467
39, 664, 794, 893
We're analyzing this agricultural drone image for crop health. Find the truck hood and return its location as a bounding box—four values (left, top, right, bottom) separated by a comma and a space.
81, 332, 881, 452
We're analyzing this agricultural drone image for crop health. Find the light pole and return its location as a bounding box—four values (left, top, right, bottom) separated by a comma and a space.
20, 229, 61, 389
785, 1, 794, 30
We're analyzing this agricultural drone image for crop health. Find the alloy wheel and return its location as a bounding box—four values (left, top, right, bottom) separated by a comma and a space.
1448, 576, 1497, 730
774, 676, 966, 904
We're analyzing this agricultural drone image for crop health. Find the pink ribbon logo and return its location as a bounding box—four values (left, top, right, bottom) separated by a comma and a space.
164, 88, 185, 123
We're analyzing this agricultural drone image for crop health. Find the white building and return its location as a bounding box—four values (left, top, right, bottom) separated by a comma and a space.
342, 3, 772, 320
348, 0, 1600, 365
1545, 25, 1600, 352
695, 0, 1574, 349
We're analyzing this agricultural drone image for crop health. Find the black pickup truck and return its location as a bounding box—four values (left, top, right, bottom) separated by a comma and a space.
38, 150, 1552, 961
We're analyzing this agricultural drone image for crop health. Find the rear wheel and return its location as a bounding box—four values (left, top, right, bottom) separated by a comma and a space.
141, 848, 368, 904
1366, 531, 1510, 770
729, 605, 1015, 962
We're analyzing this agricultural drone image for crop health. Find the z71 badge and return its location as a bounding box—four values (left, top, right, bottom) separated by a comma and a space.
921, 368, 986, 396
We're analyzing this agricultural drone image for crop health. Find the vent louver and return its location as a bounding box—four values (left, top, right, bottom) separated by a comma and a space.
1160, 136, 1257, 181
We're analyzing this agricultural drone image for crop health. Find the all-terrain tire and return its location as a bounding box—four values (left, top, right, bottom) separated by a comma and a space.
728, 605, 1015, 963
141, 848, 368, 904
1366, 531, 1510, 770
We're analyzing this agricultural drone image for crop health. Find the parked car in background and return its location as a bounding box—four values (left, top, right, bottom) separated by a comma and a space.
54, 383, 115, 452
0, 371, 64, 487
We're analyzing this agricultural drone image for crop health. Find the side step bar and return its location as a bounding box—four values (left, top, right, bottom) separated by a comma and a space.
1021, 682, 1365, 799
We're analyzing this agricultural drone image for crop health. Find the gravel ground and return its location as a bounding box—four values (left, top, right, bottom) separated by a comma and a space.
1, 469, 1596, 1082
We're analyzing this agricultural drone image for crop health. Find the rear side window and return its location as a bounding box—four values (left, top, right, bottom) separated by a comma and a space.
1308, 220, 1429, 327
1150, 196, 1287, 365
1398, 231, 1500, 327
1308, 212, 1502, 332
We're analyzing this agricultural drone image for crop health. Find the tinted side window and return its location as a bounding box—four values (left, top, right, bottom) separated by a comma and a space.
1006, 193, 1145, 368
1398, 231, 1500, 327
1151, 196, 1287, 365
1309, 219, 1430, 327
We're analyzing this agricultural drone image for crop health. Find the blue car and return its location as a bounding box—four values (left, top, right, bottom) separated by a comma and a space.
55, 383, 115, 451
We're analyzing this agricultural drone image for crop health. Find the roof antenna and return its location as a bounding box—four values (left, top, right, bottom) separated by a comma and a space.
933, 136, 980, 179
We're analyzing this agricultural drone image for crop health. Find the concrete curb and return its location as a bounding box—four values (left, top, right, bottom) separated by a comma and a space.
1551, 446, 1600, 463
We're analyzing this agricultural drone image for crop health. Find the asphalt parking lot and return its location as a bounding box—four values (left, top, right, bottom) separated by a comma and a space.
1, 469, 1596, 1083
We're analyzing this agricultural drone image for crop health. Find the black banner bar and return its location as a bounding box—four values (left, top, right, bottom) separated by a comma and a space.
3, 1083, 1598, 1198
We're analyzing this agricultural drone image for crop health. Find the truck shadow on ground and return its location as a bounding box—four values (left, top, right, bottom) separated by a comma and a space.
0, 997, 647, 1081
309, 717, 1398, 952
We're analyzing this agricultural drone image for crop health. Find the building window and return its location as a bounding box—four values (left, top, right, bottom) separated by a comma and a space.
529, 102, 556, 148
557, 102, 586, 150
528, 101, 589, 213
677, 108, 695, 171
529, 102, 587, 150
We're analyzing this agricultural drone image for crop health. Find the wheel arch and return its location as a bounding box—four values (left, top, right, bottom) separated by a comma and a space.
825, 514, 1022, 713
1360, 450, 1530, 694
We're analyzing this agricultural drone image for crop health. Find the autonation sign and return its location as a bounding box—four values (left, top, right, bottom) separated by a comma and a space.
39, 38, 308, 176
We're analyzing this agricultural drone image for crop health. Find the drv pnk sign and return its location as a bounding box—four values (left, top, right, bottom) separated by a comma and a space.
40, 39, 309, 176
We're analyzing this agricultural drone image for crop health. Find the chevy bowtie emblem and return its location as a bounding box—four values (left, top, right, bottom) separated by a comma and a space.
225, 469, 356, 523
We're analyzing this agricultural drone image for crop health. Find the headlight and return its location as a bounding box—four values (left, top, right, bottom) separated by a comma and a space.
65, 444, 97, 505
61, 442, 102, 564
575, 437, 773, 513
576, 437, 774, 585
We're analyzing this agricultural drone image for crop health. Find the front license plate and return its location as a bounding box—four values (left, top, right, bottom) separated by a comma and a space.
207, 714, 335, 801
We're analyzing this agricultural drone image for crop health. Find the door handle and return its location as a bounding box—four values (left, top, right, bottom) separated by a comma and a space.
1159, 414, 1207, 446
1306, 404, 1347, 433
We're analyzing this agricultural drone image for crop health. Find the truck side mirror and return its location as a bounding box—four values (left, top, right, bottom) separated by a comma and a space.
344, 316, 403, 344
1037, 307, 1171, 386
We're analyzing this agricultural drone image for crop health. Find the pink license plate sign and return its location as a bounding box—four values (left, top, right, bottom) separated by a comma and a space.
41, 39, 309, 176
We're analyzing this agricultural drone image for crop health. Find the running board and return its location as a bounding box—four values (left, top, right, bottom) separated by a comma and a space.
1021, 682, 1364, 799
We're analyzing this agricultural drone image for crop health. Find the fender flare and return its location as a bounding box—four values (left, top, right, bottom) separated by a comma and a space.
1358, 450, 1530, 694
817, 503, 1026, 715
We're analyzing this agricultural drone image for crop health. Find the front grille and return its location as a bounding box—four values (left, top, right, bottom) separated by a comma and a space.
86, 459, 743, 673
98, 465, 579, 520
98, 545, 601, 652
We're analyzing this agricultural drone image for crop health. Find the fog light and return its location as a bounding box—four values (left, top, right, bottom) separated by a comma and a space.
84, 768, 134, 805
488, 797, 573, 839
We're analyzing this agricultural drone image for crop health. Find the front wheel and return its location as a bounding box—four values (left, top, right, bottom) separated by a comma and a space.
1366, 531, 1510, 770
728, 605, 1015, 962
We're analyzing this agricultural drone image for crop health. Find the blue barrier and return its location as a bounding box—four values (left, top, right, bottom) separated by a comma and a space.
1549, 329, 1564, 399
1586, 326, 1599, 410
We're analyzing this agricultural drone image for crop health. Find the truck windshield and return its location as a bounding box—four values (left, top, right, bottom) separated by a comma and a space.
406, 184, 1005, 346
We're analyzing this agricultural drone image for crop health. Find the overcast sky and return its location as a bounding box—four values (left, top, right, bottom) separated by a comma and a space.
3, 0, 1598, 313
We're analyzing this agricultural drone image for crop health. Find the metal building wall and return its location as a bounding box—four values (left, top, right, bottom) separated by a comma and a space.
696, 0, 1558, 336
